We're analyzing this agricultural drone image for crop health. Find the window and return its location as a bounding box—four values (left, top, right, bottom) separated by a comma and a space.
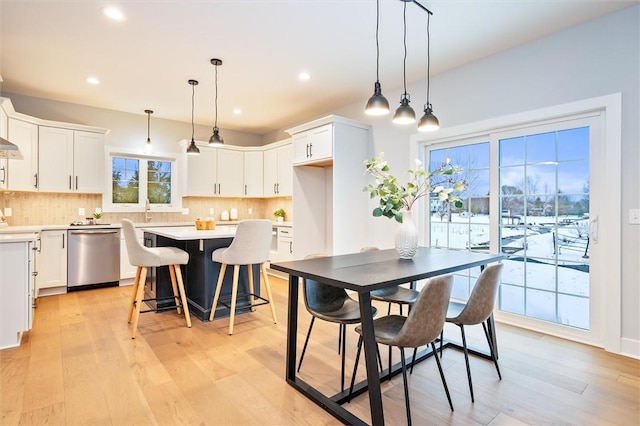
104, 150, 180, 212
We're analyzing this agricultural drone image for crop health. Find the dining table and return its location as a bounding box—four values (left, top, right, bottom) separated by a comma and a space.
270, 247, 503, 426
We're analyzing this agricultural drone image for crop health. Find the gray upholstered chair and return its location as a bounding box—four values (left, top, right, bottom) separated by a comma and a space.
349, 275, 454, 425
209, 219, 277, 335
298, 253, 379, 393
444, 263, 503, 402
122, 218, 191, 339
361, 246, 420, 315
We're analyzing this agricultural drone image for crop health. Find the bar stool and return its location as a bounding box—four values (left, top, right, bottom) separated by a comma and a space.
209, 219, 277, 335
121, 219, 192, 339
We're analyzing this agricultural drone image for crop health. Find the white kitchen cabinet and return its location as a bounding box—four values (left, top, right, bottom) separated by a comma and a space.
217, 148, 244, 196
0, 238, 34, 349
35, 230, 67, 296
292, 123, 333, 166
38, 127, 105, 194
120, 227, 143, 282
287, 115, 370, 259
183, 144, 244, 197
277, 226, 293, 262
263, 142, 292, 196
0, 107, 8, 190
7, 118, 38, 192
243, 150, 263, 197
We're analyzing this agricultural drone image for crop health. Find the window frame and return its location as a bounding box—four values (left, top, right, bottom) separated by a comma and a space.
103, 147, 182, 213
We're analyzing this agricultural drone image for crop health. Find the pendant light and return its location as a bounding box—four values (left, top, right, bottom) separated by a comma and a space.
208, 58, 224, 147
186, 79, 200, 156
144, 109, 153, 150
417, 12, 440, 132
392, 0, 415, 125
364, 0, 389, 116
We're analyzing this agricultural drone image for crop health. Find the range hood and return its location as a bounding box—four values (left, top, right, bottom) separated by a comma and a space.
0, 136, 22, 159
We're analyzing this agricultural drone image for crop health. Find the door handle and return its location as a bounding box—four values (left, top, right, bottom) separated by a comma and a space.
75, 176, 78, 190
0, 165, 5, 184
34, 173, 38, 188
69, 175, 72, 190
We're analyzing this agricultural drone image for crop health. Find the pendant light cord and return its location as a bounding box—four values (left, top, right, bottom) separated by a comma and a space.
375, 0, 380, 83
191, 83, 195, 140
214, 64, 219, 128
147, 112, 151, 140
402, 1, 408, 96
426, 12, 431, 106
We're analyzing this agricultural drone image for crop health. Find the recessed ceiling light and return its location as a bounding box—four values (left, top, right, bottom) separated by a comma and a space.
233, 108, 242, 115
102, 6, 126, 21
298, 71, 311, 81
86, 77, 100, 85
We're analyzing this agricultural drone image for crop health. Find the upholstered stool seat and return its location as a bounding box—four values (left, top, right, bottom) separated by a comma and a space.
122, 219, 192, 338
209, 219, 277, 335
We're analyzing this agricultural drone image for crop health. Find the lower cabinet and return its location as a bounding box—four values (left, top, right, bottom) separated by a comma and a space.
0, 239, 33, 349
277, 227, 293, 262
35, 230, 68, 296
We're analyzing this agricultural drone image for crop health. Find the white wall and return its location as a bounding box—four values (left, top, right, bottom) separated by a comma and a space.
1, 93, 264, 150
327, 6, 639, 349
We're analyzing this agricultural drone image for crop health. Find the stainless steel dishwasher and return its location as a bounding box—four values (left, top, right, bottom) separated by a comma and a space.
67, 227, 120, 290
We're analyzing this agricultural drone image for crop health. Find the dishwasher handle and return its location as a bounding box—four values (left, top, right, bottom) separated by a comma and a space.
69, 230, 119, 235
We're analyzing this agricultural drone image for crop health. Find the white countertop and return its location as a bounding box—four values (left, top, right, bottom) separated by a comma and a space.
0, 232, 38, 243
141, 225, 238, 240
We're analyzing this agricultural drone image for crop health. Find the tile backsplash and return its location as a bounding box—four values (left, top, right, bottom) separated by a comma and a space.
1, 191, 292, 226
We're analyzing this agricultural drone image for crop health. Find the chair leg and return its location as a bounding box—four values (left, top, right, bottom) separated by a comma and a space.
127, 266, 142, 323
399, 347, 412, 426
459, 324, 475, 402
338, 324, 343, 355
348, 335, 364, 402
297, 317, 315, 372
131, 267, 147, 339
340, 323, 347, 392
431, 342, 454, 412
168, 263, 182, 315
482, 321, 502, 380
228, 265, 240, 335
247, 264, 256, 312
173, 264, 191, 328
209, 263, 227, 322
260, 263, 277, 324
439, 330, 444, 357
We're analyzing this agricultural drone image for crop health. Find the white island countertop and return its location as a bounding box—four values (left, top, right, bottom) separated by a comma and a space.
0, 232, 38, 243
140, 225, 237, 240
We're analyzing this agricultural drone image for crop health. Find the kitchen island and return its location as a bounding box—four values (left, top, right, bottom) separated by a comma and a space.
141, 225, 260, 321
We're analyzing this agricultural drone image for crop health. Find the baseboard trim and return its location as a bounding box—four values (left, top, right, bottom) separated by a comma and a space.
620, 337, 640, 359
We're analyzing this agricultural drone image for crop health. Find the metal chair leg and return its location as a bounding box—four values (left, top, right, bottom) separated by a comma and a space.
399, 347, 412, 426
459, 324, 475, 402
431, 342, 454, 412
482, 321, 502, 380
297, 317, 315, 372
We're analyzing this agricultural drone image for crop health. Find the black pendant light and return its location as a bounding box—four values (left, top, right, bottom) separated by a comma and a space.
418, 12, 440, 132
186, 79, 200, 156
144, 109, 153, 150
392, 0, 415, 125
208, 58, 224, 147
364, 0, 389, 116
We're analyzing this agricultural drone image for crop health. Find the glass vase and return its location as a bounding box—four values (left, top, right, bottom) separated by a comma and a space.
394, 209, 418, 259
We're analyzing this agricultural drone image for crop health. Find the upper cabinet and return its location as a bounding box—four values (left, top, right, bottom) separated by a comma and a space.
183, 144, 244, 197
243, 150, 263, 197
263, 141, 292, 196
7, 118, 39, 192
291, 123, 333, 166
38, 127, 105, 193
1, 98, 108, 194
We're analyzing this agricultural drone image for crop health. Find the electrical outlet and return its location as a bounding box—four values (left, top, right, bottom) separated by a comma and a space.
630, 209, 640, 225
3, 207, 12, 217
78, 207, 85, 216
94, 207, 102, 214
209, 208, 215, 215
182, 208, 189, 215
248, 208, 253, 215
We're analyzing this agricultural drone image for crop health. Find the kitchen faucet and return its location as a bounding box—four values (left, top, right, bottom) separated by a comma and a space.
145, 199, 152, 223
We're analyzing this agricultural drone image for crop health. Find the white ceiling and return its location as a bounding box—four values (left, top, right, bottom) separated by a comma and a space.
1, 0, 636, 135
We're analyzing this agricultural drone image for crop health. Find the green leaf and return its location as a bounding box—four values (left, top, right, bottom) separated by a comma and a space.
373, 207, 383, 217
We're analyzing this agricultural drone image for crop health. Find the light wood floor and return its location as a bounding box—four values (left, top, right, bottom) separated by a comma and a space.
1, 276, 638, 425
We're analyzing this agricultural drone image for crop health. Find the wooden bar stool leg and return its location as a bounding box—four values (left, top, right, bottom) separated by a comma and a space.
261, 263, 277, 324
209, 263, 227, 321
127, 266, 142, 323
168, 264, 182, 315
247, 264, 256, 311
131, 267, 147, 339
228, 265, 240, 335
173, 264, 191, 328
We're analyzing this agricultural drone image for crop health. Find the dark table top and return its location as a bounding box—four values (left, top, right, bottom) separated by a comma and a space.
270, 247, 503, 293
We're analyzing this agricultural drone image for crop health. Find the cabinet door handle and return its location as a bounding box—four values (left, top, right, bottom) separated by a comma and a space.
34, 173, 38, 188
273, 183, 277, 194
289, 241, 293, 254
309, 142, 313, 158
62, 233, 65, 249
213, 182, 217, 195
75, 176, 78, 190
244, 184, 247, 195
69, 175, 72, 190
0, 166, 5, 184
276, 183, 280, 194
306, 143, 310, 158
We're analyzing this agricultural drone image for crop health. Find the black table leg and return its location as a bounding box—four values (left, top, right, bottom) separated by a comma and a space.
286, 274, 299, 382
358, 292, 385, 426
